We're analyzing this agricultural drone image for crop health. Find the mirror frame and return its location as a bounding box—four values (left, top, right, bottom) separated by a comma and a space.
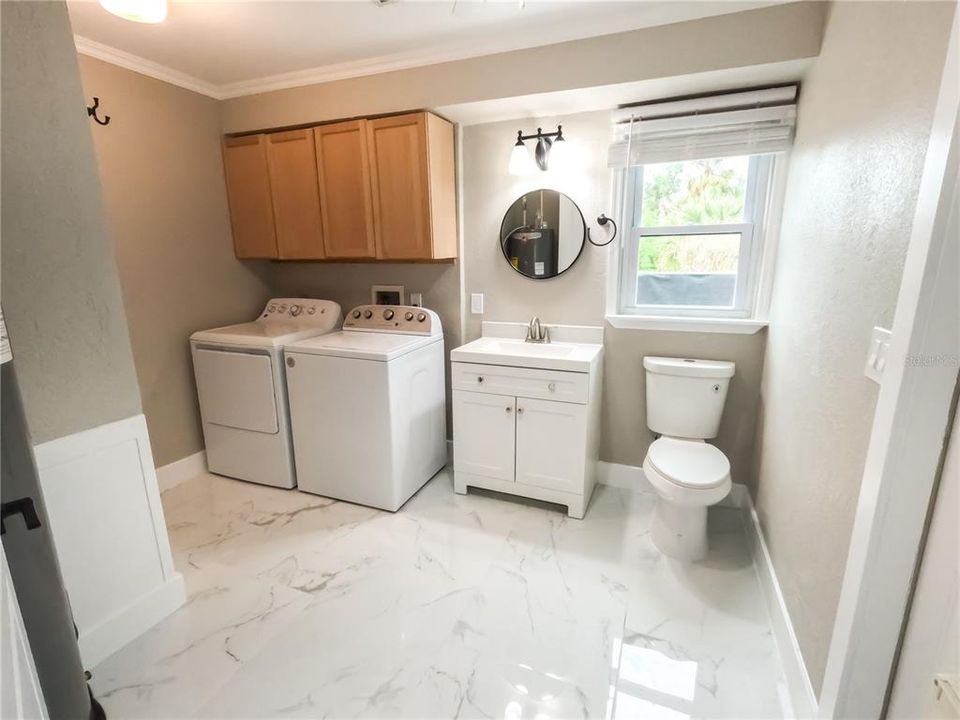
499, 188, 587, 280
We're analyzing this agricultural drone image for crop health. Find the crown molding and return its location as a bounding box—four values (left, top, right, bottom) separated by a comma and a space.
74, 36, 223, 99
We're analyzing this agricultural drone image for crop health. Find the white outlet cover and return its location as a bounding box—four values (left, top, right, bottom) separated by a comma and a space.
471, 293, 484, 314
864, 326, 892, 384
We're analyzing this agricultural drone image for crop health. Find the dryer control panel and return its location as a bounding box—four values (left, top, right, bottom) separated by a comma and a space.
342, 305, 442, 336
261, 298, 342, 327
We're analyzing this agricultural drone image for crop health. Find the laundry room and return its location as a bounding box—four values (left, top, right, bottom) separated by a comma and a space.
2, 2, 958, 719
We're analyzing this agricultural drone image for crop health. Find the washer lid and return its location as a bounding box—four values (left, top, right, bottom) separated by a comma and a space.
286, 330, 441, 361
191, 322, 335, 349
647, 437, 730, 489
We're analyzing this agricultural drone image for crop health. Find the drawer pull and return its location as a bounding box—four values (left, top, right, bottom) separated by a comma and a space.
517, 407, 524, 415
548, 382, 556, 392
505, 406, 512, 414
477, 376, 484, 384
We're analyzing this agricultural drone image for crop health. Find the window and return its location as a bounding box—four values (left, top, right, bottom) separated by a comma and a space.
619, 153, 773, 318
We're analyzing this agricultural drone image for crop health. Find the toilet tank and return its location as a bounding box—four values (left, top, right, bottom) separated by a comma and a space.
644, 356, 735, 439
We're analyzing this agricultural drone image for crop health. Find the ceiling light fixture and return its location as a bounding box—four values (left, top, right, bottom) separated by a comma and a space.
98, 0, 167, 23
508, 125, 567, 175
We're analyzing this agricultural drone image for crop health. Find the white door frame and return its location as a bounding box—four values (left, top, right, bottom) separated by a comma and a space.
818, 11, 960, 719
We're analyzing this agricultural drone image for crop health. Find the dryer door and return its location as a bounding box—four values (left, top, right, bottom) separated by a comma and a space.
194, 348, 279, 434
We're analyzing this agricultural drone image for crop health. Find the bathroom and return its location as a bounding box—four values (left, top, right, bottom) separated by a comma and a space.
1, 1, 958, 719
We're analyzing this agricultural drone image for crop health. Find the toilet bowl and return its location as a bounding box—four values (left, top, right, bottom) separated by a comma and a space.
643, 436, 731, 561
641, 356, 736, 561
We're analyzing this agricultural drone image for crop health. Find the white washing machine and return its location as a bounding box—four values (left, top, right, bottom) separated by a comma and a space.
190, 298, 342, 489
285, 305, 446, 511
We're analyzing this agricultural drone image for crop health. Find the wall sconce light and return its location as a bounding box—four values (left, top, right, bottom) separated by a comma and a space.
509, 125, 568, 175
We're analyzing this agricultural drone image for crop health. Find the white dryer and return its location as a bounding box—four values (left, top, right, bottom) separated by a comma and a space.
190, 298, 342, 489
285, 305, 446, 511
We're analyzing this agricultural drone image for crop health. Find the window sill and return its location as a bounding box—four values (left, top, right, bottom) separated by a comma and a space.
605, 314, 768, 335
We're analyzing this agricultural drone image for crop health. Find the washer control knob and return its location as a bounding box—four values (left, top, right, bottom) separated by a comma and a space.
278, 304, 288, 313
383, 309, 395, 320
363, 309, 373, 319
417, 312, 427, 323
268, 305, 277, 313
290, 305, 302, 317
404, 311, 414, 321
306, 306, 316, 315
352, 310, 362, 319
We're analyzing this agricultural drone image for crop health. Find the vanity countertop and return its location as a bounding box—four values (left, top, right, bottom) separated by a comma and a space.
451, 335, 602, 373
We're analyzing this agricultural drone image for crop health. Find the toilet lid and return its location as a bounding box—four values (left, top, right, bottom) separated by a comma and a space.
647, 438, 730, 489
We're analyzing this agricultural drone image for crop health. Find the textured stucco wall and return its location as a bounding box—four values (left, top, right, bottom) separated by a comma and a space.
77, 56, 273, 467
752, 0, 955, 694
1, 1, 142, 443
221, 2, 826, 133
461, 109, 767, 483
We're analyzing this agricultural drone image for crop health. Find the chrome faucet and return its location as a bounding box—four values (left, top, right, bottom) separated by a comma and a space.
525, 316, 551, 344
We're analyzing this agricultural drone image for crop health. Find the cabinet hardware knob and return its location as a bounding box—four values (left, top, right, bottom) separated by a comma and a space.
548, 382, 556, 392
477, 376, 484, 383
506, 406, 512, 413
517, 407, 524, 415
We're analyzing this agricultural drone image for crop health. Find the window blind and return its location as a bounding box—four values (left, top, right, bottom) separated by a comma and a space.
608, 85, 798, 167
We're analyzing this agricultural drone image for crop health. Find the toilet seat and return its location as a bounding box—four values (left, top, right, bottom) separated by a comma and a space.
646, 437, 730, 489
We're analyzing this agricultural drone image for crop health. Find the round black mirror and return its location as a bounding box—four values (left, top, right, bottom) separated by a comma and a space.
500, 189, 586, 280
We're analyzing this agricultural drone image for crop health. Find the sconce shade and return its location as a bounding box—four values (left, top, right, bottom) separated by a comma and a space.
99, 0, 167, 23
509, 141, 532, 176
549, 135, 571, 171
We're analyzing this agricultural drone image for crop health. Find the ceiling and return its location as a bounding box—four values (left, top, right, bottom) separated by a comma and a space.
67, 0, 781, 99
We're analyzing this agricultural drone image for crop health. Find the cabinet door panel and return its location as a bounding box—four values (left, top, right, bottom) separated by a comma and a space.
266, 129, 324, 259
222, 134, 277, 258
314, 121, 376, 258
367, 114, 431, 260
453, 391, 515, 482
516, 398, 587, 493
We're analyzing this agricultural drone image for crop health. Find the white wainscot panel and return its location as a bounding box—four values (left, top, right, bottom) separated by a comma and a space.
33, 414, 185, 667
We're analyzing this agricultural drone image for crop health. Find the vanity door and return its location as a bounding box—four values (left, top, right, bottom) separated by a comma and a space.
515, 397, 587, 493
452, 390, 516, 481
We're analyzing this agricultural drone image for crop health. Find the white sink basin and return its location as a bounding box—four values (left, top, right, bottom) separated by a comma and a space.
486, 340, 576, 358
450, 335, 602, 372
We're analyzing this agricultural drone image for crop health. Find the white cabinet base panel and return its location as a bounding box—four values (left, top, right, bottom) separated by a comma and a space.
454, 471, 588, 519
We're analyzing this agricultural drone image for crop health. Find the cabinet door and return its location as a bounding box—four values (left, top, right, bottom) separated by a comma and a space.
222, 134, 278, 258
265, 129, 324, 259
314, 120, 376, 259
366, 113, 432, 260
453, 390, 515, 482
516, 398, 587, 493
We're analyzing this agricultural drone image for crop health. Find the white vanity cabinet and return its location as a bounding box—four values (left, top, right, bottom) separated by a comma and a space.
450, 326, 603, 519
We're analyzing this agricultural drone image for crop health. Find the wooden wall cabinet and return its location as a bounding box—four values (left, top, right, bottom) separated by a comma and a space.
222, 134, 277, 259
222, 111, 457, 262
314, 120, 376, 259
366, 113, 457, 260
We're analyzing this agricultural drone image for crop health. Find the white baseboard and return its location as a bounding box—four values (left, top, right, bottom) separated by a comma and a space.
156, 450, 207, 492
597, 460, 650, 490
33, 414, 186, 667
742, 493, 818, 718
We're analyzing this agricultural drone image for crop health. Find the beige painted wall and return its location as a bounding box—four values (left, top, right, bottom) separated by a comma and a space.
461, 109, 767, 484
1, 1, 142, 443
752, 0, 955, 695
221, 2, 825, 133
77, 56, 273, 466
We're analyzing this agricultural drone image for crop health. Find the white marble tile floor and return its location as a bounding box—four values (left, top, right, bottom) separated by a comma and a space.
90, 469, 790, 719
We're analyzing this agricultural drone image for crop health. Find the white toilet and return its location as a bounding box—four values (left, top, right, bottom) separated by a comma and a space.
642, 356, 735, 561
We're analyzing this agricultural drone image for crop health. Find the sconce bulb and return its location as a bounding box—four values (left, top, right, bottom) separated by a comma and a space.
549, 136, 571, 171
509, 142, 532, 176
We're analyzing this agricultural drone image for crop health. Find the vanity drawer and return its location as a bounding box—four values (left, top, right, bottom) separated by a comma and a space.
452, 362, 589, 404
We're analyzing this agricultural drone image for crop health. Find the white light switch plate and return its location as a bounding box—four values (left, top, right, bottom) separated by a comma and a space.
471, 293, 484, 314
864, 326, 892, 384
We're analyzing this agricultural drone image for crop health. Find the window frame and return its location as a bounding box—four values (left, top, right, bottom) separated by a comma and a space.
617, 154, 775, 320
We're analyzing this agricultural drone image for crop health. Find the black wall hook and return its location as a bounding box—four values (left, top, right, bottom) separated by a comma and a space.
87, 97, 110, 126
588, 213, 618, 247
